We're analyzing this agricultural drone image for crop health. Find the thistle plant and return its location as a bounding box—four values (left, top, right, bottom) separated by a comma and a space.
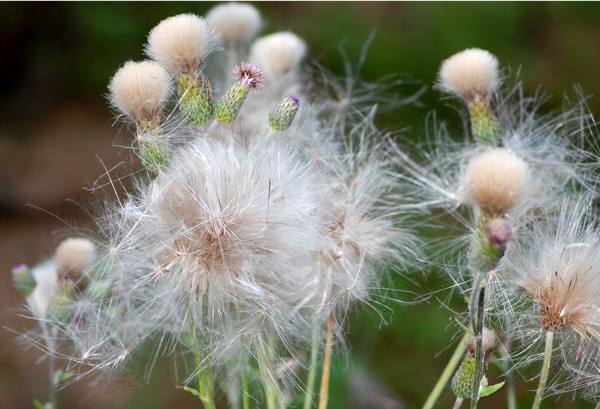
10, 4, 600, 409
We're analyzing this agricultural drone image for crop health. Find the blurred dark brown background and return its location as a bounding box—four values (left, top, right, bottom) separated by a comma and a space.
2, 3, 600, 409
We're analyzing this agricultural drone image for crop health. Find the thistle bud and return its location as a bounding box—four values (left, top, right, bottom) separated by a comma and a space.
268, 95, 300, 131
177, 74, 214, 126
451, 328, 496, 399
12, 264, 36, 296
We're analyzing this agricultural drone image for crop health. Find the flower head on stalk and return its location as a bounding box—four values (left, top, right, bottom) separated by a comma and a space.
497, 198, 600, 396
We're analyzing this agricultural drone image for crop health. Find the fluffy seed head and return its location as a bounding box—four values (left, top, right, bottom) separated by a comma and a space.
55, 237, 97, 277
438, 48, 500, 101
108, 60, 173, 123
466, 327, 497, 357
146, 14, 214, 74
462, 148, 530, 215
207, 3, 261, 47
249, 32, 307, 77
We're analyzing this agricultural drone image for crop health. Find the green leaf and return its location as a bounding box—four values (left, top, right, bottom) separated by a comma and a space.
32, 399, 47, 409
57, 370, 76, 382
454, 318, 475, 337
179, 385, 202, 398
479, 381, 505, 398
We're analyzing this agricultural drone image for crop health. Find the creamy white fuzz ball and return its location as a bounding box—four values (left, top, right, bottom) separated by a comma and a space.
462, 147, 530, 215
249, 32, 307, 77
146, 13, 214, 74
55, 237, 97, 275
108, 60, 172, 123
207, 3, 261, 47
438, 48, 500, 101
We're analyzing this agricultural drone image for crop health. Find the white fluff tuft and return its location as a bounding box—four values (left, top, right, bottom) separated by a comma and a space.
437, 48, 500, 100
55, 237, 97, 275
108, 60, 172, 123
145, 13, 215, 74
207, 3, 262, 48
250, 32, 307, 77
462, 147, 530, 215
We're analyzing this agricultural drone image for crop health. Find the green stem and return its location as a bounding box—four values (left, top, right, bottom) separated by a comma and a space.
185, 288, 215, 409
260, 342, 277, 409
470, 271, 487, 409
318, 307, 335, 409
303, 315, 321, 409
532, 331, 554, 409
241, 363, 250, 409
453, 397, 464, 409
422, 331, 470, 409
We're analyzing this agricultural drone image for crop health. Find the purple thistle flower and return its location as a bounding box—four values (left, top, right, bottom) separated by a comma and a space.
233, 62, 264, 94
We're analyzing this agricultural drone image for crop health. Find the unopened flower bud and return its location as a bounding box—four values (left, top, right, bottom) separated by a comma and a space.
268, 95, 300, 131
12, 264, 36, 296
485, 218, 513, 250
452, 328, 495, 399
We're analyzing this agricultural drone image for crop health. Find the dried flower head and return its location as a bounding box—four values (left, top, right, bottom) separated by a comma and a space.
438, 48, 500, 101
207, 2, 261, 48
499, 199, 600, 395
108, 60, 173, 124
462, 147, 530, 215
146, 13, 214, 75
249, 32, 307, 77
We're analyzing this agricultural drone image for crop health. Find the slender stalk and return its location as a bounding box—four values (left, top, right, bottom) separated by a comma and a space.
40, 321, 57, 409
594, 400, 600, 409
499, 341, 517, 409
453, 397, 464, 409
318, 306, 335, 409
303, 315, 321, 409
470, 271, 487, 409
422, 330, 470, 409
201, 281, 216, 408
241, 364, 250, 409
532, 331, 554, 409
185, 289, 216, 409
260, 342, 277, 409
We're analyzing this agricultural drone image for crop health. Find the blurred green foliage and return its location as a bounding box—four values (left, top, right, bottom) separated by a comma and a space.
2, 2, 600, 409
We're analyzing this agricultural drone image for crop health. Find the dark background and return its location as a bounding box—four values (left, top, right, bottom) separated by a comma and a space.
2, 2, 600, 409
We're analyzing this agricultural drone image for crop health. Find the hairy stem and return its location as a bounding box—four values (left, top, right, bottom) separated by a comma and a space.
303, 315, 321, 409
318, 306, 335, 409
470, 271, 487, 409
422, 331, 470, 409
532, 331, 554, 409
